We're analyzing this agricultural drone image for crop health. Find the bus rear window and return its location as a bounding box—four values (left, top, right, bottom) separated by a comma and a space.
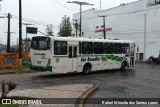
31, 37, 50, 50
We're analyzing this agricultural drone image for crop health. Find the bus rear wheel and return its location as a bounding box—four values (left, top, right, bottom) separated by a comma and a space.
83, 65, 91, 74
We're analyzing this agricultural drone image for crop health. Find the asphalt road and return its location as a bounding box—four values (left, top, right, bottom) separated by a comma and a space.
84, 63, 160, 107
0, 63, 160, 107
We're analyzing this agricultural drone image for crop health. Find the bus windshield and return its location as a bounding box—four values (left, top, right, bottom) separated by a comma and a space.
31, 37, 50, 50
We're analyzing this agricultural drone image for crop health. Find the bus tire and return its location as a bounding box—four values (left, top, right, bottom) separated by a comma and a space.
120, 62, 125, 71
83, 65, 91, 74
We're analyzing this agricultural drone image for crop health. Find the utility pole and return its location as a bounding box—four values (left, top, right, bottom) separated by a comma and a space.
73, 19, 78, 37
5, 31, 15, 52
80, 4, 82, 37
144, 13, 146, 61
7, 13, 12, 53
99, 15, 107, 39
19, 0, 22, 66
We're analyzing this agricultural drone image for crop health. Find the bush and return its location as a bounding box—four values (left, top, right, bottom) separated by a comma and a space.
1, 80, 17, 91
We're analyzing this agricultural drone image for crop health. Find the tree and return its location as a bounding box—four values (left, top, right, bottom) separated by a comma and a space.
46, 24, 54, 36
22, 37, 31, 51
58, 15, 72, 37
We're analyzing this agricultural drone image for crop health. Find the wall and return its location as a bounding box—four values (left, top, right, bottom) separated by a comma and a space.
0, 52, 30, 68
73, 0, 160, 59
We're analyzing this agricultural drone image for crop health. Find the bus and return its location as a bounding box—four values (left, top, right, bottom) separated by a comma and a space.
29, 36, 135, 74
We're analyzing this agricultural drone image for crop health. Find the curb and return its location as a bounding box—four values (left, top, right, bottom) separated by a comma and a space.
0, 69, 36, 75
0, 71, 15, 75
75, 84, 99, 107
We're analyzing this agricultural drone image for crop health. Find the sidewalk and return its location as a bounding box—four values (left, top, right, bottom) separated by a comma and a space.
0, 68, 34, 75
2, 84, 98, 107
0, 69, 15, 74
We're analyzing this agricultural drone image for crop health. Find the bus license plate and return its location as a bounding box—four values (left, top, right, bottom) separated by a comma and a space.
37, 61, 41, 64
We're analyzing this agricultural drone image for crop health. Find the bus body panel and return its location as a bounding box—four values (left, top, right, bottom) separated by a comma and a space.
52, 57, 69, 73
30, 49, 52, 71
30, 36, 136, 73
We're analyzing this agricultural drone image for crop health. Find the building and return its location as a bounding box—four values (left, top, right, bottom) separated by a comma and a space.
73, 0, 160, 60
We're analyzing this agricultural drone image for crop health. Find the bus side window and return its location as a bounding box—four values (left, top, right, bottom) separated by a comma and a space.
54, 41, 67, 55
114, 43, 122, 54
104, 43, 113, 54
94, 42, 103, 54
122, 43, 129, 54
82, 42, 93, 54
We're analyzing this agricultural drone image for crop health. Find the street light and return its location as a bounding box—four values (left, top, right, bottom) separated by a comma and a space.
68, 1, 93, 37
22, 23, 34, 51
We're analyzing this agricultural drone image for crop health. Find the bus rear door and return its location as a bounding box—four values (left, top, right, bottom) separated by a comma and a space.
68, 45, 78, 72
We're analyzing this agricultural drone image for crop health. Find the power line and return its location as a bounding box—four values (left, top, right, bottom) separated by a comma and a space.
75, 5, 160, 20
11, 15, 59, 27
53, 0, 78, 10
0, 13, 59, 29
12, 15, 50, 26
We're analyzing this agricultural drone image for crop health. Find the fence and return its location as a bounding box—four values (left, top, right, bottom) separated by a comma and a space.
0, 52, 30, 68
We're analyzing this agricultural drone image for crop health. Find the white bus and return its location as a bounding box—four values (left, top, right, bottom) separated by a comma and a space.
29, 36, 135, 74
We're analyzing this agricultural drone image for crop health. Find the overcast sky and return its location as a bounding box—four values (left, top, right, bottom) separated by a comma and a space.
0, 0, 137, 45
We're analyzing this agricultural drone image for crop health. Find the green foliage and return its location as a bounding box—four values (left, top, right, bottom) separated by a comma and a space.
22, 37, 31, 43
1, 80, 17, 91
58, 15, 72, 37
22, 37, 31, 51
46, 25, 54, 36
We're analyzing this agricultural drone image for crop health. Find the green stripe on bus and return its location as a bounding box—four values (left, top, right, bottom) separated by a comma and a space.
53, 54, 126, 62
29, 64, 52, 72
53, 56, 68, 58
79, 54, 125, 62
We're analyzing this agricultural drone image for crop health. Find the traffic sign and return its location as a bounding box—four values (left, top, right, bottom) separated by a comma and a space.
26, 27, 37, 34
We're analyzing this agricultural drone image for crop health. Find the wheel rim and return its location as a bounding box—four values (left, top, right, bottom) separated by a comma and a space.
84, 66, 90, 74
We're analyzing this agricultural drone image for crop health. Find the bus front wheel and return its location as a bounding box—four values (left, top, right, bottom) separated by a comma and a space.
120, 62, 125, 71
83, 65, 91, 74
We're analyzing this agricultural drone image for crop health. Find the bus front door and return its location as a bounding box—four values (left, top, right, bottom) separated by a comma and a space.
68, 46, 77, 72
130, 44, 135, 67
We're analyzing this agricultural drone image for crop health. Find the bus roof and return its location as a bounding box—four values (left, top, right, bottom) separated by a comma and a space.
33, 36, 134, 44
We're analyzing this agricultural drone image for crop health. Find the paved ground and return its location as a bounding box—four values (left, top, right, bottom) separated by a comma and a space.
6, 84, 93, 107
0, 63, 160, 107
84, 63, 160, 107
